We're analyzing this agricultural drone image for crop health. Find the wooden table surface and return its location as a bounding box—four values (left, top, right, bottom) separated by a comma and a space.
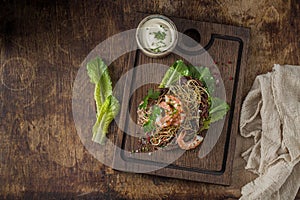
0, 0, 299, 199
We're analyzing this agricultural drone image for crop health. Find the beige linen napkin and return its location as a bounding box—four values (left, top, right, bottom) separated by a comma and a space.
240, 64, 300, 200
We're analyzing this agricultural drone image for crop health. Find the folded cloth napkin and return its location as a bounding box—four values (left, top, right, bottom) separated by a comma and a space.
240, 64, 300, 200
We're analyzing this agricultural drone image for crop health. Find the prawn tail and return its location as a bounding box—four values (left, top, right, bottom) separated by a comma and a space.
177, 132, 203, 150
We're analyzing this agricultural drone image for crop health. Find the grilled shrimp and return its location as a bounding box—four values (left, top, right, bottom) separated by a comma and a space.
156, 95, 185, 128
157, 101, 173, 127
177, 132, 203, 150
156, 115, 173, 127
165, 95, 183, 112
172, 113, 186, 126
158, 101, 172, 112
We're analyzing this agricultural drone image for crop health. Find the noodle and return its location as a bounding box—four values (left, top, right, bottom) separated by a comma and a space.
137, 102, 152, 126
150, 126, 178, 146
167, 79, 209, 139
137, 78, 210, 149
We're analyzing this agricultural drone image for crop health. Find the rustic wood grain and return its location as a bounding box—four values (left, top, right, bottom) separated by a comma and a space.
0, 0, 299, 199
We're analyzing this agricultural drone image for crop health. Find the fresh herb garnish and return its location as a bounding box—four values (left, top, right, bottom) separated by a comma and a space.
139, 89, 160, 109
153, 31, 166, 40
150, 47, 161, 53
150, 46, 164, 53
143, 105, 162, 132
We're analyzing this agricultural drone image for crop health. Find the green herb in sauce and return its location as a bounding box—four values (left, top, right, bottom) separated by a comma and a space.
150, 47, 162, 53
141, 19, 175, 54
153, 31, 166, 40
148, 30, 168, 53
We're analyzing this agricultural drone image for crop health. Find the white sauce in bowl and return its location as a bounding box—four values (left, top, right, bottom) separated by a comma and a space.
136, 15, 178, 57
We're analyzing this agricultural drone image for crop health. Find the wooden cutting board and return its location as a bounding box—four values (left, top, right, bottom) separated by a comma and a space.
113, 12, 250, 185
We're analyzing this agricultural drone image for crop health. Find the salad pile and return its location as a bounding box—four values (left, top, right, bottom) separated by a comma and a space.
136, 60, 229, 151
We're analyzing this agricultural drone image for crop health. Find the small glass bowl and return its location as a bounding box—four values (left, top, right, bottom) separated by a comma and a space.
136, 14, 178, 58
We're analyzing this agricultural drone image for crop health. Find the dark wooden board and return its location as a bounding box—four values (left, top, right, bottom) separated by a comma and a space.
113, 13, 250, 185
1, 1, 300, 199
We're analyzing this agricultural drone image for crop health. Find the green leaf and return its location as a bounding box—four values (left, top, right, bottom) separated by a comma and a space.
156, 60, 229, 132
159, 60, 215, 94
143, 121, 156, 133
200, 98, 229, 131
209, 97, 230, 123
139, 89, 160, 109
150, 105, 162, 120
87, 57, 112, 108
143, 105, 162, 132
92, 95, 120, 145
87, 57, 120, 145
159, 60, 189, 88
153, 31, 166, 40
200, 119, 211, 131
187, 65, 215, 94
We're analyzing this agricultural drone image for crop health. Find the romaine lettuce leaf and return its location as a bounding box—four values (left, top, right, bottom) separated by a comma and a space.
87, 57, 112, 114
159, 60, 215, 94
201, 119, 211, 131
159, 60, 189, 88
187, 65, 215, 94
87, 57, 120, 145
92, 95, 120, 144
201, 97, 230, 130
209, 97, 230, 123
